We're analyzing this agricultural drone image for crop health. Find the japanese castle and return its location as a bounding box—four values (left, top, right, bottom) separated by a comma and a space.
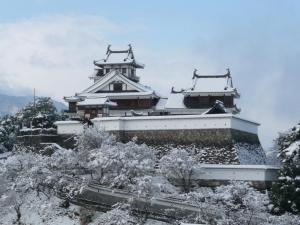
56, 44, 265, 164
64, 44, 241, 119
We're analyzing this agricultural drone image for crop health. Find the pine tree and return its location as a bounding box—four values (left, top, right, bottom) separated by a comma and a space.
270, 122, 300, 214
17, 97, 60, 129
0, 97, 61, 152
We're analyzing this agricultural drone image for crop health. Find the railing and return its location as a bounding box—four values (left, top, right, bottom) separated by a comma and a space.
71, 182, 268, 223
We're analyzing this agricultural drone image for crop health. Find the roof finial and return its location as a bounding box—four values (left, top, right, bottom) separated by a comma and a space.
226, 68, 231, 76
193, 69, 198, 79
106, 44, 111, 55
128, 44, 134, 60
171, 87, 185, 93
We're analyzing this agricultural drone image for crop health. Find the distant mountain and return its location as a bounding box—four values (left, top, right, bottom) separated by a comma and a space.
0, 94, 66, 116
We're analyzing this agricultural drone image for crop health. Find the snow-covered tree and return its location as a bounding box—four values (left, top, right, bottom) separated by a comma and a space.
0, 115, 18, 152
0, 144, 89, 224
90, 203, 140, 225
159, 148, 198, 193
270, 122, 300, 214
0, 97, 62, 153
74, 127, 156, 189
76, 126, 116, 152
88, 140, 156, 189
17, 97, 60, 129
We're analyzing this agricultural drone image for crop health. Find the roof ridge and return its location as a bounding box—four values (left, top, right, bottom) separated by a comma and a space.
104, 44, 133, 62
192, 68, 231, 79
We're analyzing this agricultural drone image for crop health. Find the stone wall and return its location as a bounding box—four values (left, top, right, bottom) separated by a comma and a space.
112, 128, 260, 147
16, 134, 76, 150
17, 127, 266, 164
108, 128, 265, 164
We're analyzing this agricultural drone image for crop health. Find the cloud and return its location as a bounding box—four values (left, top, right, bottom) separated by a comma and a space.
0, 14, 119, 100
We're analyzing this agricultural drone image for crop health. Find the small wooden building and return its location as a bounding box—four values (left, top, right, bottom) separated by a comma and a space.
162, 69, 241, 115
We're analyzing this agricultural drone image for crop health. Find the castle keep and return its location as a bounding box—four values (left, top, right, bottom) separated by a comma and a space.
56, 45, 266, 164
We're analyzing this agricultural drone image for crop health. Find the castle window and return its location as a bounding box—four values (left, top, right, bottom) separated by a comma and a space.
122, 68, 127, 74
131, 69, 135, 76
113, 83, 122, 91
105, 68, 110, 74
96, 69, 103, 76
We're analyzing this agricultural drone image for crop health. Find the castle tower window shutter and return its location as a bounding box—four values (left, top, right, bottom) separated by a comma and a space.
113, 83, 122, 91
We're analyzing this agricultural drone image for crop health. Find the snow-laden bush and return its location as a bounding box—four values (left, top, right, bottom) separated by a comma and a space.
0, 116, 18, 152
90, 203, 139, 225
0, 145, 88, 223
75, 127, 157, 189
76, 126, 116, 151
159, 148, 198, 193
178, 182, 300, 225
270, 122, 300, 214
131, 175, 177, 198
87, 140, 156, 189
2, 145, 87, 200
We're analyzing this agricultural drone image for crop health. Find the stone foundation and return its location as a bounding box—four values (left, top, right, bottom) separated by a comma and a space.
112, 128, 260, 146
16, 128, 266, 164
16, 134, 76, 150
110, 128, 265, 164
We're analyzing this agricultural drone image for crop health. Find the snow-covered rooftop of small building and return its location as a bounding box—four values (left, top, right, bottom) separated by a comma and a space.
64, 96, 82, 102
77, 97, 117, 106
191, 76, 234, 93
78, 92, 156, 99
180, 69, 240, 96
165, 93, 186, 109
155, 98, 168, 110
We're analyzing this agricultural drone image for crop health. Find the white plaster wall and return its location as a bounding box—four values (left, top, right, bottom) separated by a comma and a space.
193, 164, 279, 181
93, 114, 259, 134
56, 115, 260, 135
101, 84, 110, 91
55, 121, 84, 134
231, 117, 258, 134
95, 119, 123, 131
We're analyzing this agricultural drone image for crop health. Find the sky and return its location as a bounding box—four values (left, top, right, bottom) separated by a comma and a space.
0, 0, 299, 149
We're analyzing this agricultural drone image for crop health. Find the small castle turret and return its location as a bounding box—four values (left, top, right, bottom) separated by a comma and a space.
91, 44, 144, 83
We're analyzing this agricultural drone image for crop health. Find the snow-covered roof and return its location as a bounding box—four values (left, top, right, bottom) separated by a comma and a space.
77, 97, 117, 107
192, 76, 234, 93
177, 69, 240, 97
81, 70, 153, 94
165, 93, 186, 109
94, 44, 144, 68
63, 96, 82, 102
78, 92, 156, 99
155, 98, 168, 110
